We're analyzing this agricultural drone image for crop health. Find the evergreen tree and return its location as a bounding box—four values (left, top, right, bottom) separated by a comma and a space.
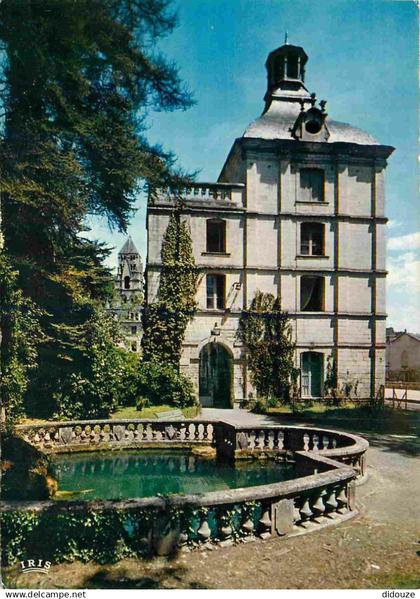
238, 291, 298, 403
0, 0, 193, 419
142, 210, 197, 367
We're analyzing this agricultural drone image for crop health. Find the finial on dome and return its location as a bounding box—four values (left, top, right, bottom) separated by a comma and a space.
284, 31, 288, 45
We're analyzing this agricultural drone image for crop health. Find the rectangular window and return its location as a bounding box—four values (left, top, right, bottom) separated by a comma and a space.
300, 223, 324, 256
131, 326, 137, 334
206, 274, 226, 309
300, 168, 325, 202
206, 219, 226, 253
300, 276, 325, 311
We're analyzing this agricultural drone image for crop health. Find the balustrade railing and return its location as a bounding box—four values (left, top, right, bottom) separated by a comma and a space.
5, 419, 366, 560
16, 420, 215, 452
215, 423, 368, 479
149, 182, 244, 206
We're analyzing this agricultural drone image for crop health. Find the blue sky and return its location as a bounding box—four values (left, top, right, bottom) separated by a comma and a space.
87, 0, 419, 332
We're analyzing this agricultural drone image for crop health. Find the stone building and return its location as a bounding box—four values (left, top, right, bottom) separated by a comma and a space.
146, 42, 394, 407
110, 236, 143, 352
386, 329, 420, 382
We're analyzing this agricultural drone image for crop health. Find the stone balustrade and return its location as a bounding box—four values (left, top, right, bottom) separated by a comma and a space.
149, 182, 245, 206
16, 420, 216, 453
1, 453, 355, 557
215, 423, 368, 479
4, 419, 367, 559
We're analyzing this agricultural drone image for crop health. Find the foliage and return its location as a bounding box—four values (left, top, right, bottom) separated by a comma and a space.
136, 361, 197, 408
0, 0, 193, 422
1, 500, 264, 565
0, 254, 45, 423
142, 210, 197, 368
26, 306, 135, 420
324, 354, 338, 392
238, 290, 298, 403
0, 508, 156, 566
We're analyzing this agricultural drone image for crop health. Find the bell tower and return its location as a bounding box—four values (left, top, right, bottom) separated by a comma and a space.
264, 42, 310, 110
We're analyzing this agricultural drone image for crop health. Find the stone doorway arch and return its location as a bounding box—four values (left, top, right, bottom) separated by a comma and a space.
199, 343, 233, 408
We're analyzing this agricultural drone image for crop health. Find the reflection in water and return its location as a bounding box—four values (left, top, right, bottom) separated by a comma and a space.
52, 450, 296, 501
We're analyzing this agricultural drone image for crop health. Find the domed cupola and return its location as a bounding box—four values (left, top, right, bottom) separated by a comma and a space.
240, 38, 379, 146
264, 40, 310, 110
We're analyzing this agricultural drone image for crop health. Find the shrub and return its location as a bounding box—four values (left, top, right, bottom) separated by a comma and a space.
137, 361, 196, 408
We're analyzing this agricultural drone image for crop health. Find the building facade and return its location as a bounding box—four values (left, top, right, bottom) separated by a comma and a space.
386, 329, 420, 382
146, 43, 394, 406
110, 236, 143, 353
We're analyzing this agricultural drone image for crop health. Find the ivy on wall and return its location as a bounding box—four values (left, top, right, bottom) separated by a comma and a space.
238, 291, 298, 403
142, 210, 197, 369
1, 501, 261, 566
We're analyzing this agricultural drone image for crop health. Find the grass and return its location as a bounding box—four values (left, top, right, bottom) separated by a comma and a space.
20, 404, 201, 426
110, 404, 200, 420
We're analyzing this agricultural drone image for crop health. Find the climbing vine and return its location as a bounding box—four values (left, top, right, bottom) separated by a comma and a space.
238, 291, 298, 404
142, 210, 197, 368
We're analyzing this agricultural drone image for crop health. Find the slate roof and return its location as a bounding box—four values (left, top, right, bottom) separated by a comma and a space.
119, 236, 139, 255
243, 100, 378, 146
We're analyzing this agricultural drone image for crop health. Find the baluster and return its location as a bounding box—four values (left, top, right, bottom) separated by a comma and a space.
258, 506, 272, 539
322, 435, 329, 449
278, 430, 284, 450
177, 531, 190, 552
303, 432, 310, 451
299, 498, 313, 525
219, 513, 233, 547
263, 430, 271, 450
336, 487, 348, 513
185, 423, 191, 441
208, 424, 214, 444
241, 516, 254, 539
194, 424, 201, 441
254, 430, 260, 450
197, 513, 211, 546
311, 491, 326, 521
151, 425, 158, 441
293, 501, 302, 527
312, 434, 319, 451
273, 430, 280, 450
324, 488, 339, 516
203, 423, 209, 441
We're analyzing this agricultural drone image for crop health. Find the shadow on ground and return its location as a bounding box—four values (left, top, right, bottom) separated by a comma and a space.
84, 564, 209, 590
268, 407, 420, 456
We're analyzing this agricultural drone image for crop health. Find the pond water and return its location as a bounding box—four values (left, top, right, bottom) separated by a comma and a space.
52, 450, 297, 501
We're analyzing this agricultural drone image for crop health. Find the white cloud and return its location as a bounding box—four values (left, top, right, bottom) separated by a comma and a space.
387, 219, 401, 229
388, 231, 420, 251
387, 251, 420, 292
387, 250, 420, 333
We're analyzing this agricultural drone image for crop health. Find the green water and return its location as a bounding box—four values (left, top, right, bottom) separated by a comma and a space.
52, 450, 296, 501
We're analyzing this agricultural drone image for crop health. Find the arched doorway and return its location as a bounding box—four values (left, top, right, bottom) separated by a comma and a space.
199, 343, 232, 408
301, 352, 323, 398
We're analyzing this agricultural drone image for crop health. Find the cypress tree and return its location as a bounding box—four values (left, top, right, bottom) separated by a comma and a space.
142, 210, 197, 367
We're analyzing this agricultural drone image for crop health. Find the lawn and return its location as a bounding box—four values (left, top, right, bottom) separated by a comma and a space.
20, 404, 200, 426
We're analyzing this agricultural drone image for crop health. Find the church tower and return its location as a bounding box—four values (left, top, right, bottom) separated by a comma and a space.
115, 236, 143, 302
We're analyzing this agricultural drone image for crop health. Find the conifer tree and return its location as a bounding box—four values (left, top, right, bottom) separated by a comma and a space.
142, 210, 197, 367
0, 0, 193, 418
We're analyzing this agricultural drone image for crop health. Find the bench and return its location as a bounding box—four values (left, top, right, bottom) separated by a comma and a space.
155, 409, 185, 421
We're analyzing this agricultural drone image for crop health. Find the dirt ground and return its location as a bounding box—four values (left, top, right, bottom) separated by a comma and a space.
3, 411, 420, 590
